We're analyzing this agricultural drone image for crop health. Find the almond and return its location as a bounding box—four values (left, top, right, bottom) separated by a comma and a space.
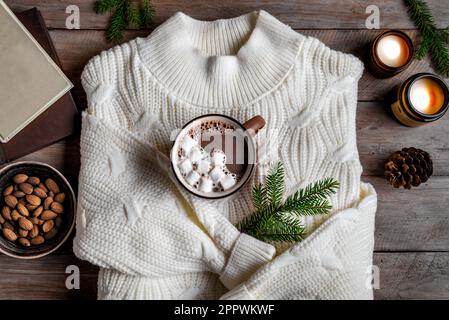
2, 206, 11, 220
27, 177, 40, 186
45, 178, 60, 194
18, 217, 33, 231
41, 210, 57, 220
50, 202, 64, 214
26, 194, 41, 206
26, 204, 38, 211
54, 192, 66, 203
3, 185, 13, 196
17, 203, 29, 217
13, 174, 28, 184
3, 228, 17, 241
18, 198, 26, 206
38, 183, 48, 193
4, 195, 18, 208
18, 228, 28, 237
33, 206, 43, 218
13, 191, 25, 198
11, 210, 21, 221
3, 221, 14, 230
0, 214, 4, 224
18, 237, 31, 247
29, 225, 39, 238
44, 197, 53, 210
33, 187, 47, 198
19, 183, 33, 195
30, 235, 44, 245
48, 191, 55, 198
42, 220, 54, 233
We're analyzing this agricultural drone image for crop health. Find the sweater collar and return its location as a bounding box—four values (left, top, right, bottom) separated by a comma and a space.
137, 10, 302, 108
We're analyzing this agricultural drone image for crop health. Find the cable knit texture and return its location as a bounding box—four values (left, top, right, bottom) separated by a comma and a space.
74, 10, 377, 300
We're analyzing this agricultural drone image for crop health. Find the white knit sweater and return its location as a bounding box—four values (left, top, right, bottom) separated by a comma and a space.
74, 10, 377, 300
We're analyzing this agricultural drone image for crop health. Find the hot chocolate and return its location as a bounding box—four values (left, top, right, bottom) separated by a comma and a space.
176, 119, 249, 195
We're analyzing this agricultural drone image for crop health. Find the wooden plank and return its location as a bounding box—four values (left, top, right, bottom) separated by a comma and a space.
374, 252, 449, 300
0, 251, 447, 299
5, 0, 449, 30
367, 176, 449, 251
357, 102, 449, 176
46, 29, 446, 108
10, 135, 81, 191
0, 248, 98, 300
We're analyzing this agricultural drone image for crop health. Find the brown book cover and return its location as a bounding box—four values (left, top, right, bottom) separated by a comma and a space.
0, 8, 79, 164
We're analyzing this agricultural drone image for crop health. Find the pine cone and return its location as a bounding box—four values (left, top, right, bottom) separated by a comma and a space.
384, 147, 433, 189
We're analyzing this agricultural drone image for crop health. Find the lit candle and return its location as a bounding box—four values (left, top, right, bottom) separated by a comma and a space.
389, 73, 449, 127
409, 77, 445, 115
376, 35, 410, 68
366, 30, 414, 78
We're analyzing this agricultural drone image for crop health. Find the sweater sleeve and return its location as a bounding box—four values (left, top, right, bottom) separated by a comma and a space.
299, 37, 364, 112
81, 41, 142, 130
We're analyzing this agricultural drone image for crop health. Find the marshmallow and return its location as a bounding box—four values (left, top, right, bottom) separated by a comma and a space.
199, 177, 213, 193
211, 149, 226, 167
196, 158, 212, 175
189, 146, 204, 163
209, 166, 226, 183
178, 158, 193, 175
180, 135, 197, 154
220, 174, 236, 190
185, 171, 201, 186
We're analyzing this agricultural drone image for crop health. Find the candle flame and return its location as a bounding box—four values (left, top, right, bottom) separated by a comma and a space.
410, 88, 431, 110
380, 38, 401, 60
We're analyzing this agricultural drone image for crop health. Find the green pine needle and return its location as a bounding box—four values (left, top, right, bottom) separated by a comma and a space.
265, 161, 285, 208
140, 0, 155, 27
404, 0, 449, 77
126, 0, 141, 27
252, 184, 267, 213
96, 0, 155, 42
95, 0, 117, 14
237, 161, 339, 243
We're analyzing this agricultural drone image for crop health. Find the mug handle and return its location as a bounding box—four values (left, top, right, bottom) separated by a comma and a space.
243, 115, 266, 137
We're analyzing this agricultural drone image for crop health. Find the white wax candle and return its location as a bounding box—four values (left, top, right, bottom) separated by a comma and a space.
409, 78, 445, 115
376, 35, 410, 68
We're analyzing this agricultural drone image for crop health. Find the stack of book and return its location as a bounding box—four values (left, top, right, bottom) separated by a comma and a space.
0, 2, 79, 164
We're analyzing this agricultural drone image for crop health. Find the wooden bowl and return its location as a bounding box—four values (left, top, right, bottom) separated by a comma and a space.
0, 161, 76, 259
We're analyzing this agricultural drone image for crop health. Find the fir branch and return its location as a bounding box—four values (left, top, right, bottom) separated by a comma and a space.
237, 161, 339, 243
126, 0, 141, 27
404, 0, 449, 77
252, 184, 267, 213
106, 2, 127, 42
265, 161, 285, 208
95, 0, 117, 14
139, 0, 155, 27
239, 207, 306, 243
95, 0, 155, 42
282, 178, 339, 215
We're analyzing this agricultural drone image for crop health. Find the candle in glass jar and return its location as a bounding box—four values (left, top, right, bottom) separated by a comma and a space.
366, 30, 414, 78
389, 73, 449, 127
409, 77, 445, 115
376, 35, 411, 68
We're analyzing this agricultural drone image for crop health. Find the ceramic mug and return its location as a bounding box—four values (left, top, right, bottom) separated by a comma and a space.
170, 114, 265, 199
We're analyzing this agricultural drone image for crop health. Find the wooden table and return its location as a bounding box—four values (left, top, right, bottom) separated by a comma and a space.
1, 0, 449, 300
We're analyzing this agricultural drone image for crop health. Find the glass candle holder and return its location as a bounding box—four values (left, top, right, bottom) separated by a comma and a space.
366, 30, 414, 78
389, 73, 449, 127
